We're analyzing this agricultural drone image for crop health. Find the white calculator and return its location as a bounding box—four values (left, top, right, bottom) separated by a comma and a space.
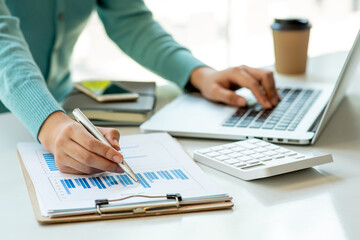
193, 139, 333, 180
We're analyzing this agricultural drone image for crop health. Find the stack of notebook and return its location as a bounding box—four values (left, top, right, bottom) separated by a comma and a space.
63, 81, 156, 126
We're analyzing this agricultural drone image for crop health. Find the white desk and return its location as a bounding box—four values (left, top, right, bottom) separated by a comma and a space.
1, 52, 360, 240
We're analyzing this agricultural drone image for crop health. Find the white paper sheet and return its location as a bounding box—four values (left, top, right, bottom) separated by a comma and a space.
18, 133, 227, 217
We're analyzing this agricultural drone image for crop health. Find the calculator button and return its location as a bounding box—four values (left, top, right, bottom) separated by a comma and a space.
237, 156, 252, 162
206, 152, 221, 157
241, 163, 264, 169
285, 151, 297, 156
256, 141, 269, 147
224, 159, 239, 165
234, 162, 247, 168
276, 148, 290, 154
238, 142, 257, 149
232, 147, 246, 152
254, 147, 268, 153
211, 146, 224, 151
266, 145, 280, 150
218, 149, 233, 155
250, 153, 265, 159
215, 155, 230, 161
264, 151, 277, 156
259, 157, 272, 161
229, 152, 243, 158
242, 150, 256, 155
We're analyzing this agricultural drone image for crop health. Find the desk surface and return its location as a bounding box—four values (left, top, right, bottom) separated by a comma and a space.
1, 52, 360, 240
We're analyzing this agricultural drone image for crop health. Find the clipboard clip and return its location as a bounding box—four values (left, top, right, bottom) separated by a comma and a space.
95, 194, 182, 216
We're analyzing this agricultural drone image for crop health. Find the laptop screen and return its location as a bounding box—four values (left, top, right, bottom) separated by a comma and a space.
312, 30, 360, 143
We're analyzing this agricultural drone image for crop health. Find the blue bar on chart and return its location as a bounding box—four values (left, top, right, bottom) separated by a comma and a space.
75, 178, 90, 189
165, 171, 174, 179
161, 171, 169, 180
96, 177, 106, 189
59, 169, 190, 195
106, 176, 114, 185
136, 173, 151, 188
104, 176, 118, 186
110, 176, 118, 185
60, 180, 70, 194
141, 169, 189, 184
176, 169, 189, 179
88, 177, 104, 190
120, 175, 129, 185
89, 177, 96, 187
102, 176, 112, 187
82, 178, 91, 188
60, 179, 75, 195
123, 175, 133, 185
64, 179, 73, 188
144, 172, 154, 183
75, 178, 81, 186
170, 170, 180, 179
160, 170, 173, 180
150, 172, 158, 179
116, 175, 126, 187
157, 171, 165, 179
177, 170, 186, 179
114, 174, 133, 186
134, 169, 190, 189
43, 153, 58, 171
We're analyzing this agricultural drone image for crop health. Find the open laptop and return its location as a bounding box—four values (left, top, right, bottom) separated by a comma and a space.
141, 30, 360, 145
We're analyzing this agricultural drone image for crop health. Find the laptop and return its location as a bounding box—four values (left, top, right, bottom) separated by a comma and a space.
141, 30, 360, 145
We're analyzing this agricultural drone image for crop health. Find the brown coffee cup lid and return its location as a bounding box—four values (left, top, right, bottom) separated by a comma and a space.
271, 18, 311, 31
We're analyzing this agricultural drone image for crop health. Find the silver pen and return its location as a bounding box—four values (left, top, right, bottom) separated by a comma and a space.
72, 108, 139, 183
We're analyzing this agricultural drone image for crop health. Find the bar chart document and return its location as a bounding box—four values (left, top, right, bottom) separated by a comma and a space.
17, 133, 229, 217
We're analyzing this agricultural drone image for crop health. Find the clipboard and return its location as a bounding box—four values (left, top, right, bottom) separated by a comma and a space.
18, 151, 234, 224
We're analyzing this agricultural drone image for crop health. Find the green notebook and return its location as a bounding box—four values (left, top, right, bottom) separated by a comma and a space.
62, 81, 156, 126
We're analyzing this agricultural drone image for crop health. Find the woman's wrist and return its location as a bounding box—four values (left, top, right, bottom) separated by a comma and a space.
38, 111, 71, 151
189, 66, 217, 91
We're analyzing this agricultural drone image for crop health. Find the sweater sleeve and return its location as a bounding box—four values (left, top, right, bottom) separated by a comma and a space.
0, 0, 64, 140
96, 0, 206, 88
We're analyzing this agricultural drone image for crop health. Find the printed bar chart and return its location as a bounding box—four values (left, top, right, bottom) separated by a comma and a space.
19, 133, 226, 211
56, 169, 190, 195
38, 138, 198, 201
42, 153, 58, 172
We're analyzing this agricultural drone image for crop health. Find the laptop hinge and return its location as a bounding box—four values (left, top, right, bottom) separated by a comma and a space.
308, 106, 326, 132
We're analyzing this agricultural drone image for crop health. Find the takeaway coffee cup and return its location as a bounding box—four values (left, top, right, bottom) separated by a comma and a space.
271, 18, 312, 74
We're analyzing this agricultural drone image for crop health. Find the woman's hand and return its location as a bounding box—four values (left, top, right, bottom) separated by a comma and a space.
190, 66, 281, 108
38, 111, 124, 174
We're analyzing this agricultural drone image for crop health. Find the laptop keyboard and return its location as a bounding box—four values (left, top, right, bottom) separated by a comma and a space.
222, 88, 321, 131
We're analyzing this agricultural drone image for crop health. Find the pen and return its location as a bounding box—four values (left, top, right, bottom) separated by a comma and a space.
72, 108, 139, 183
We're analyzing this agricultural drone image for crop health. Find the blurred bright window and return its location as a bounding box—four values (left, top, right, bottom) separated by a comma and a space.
71, 0, 360, 83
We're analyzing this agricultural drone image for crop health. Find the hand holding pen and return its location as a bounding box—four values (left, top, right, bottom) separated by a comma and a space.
73, 108, 139, 182
38, 110, 125, 175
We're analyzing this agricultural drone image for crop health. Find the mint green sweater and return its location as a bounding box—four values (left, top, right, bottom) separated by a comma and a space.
0, 0, 205, 139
